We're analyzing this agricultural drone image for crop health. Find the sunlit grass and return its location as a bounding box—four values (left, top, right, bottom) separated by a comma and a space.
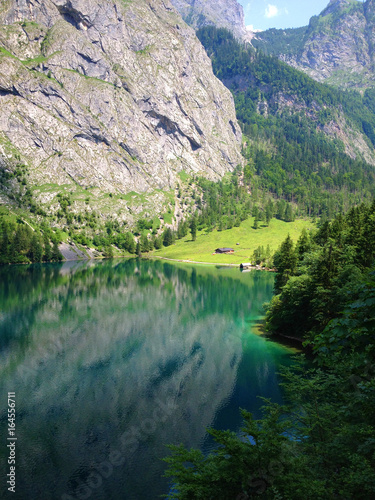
153, 217, 315, 265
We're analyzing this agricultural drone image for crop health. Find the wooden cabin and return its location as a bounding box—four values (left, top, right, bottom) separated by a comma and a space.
215, 248, 234, 254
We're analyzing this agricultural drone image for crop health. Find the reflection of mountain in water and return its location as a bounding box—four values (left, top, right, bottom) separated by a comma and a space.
0, 260, 284, 500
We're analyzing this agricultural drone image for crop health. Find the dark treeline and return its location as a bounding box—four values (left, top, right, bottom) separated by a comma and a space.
251, 25, 308, 58
267, 200, 375, 341
197, 26, 375, 218
190, 168, 294, 233
0, 219, 63, 264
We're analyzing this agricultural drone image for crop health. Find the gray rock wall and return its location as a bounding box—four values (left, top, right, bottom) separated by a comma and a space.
169, 0, 248, 40
0, 0, 243, 204
257, 0, 375, 90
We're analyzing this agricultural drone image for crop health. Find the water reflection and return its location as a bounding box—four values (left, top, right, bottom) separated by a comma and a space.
0, 260, 290, 500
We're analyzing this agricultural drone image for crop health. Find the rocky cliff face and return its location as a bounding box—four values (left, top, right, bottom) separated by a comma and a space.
0, 0, 242, 219
254, 0, 375, 90
169, 0, 248, 40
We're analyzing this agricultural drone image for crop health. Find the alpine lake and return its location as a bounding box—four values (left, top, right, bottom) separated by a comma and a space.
0, 259, 298, 500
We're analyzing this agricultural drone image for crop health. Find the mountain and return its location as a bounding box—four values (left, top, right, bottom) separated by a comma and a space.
169, 0, 249, 40
196, 26, 375, 218
0, 0, 242, 223
253, 0, 375, 90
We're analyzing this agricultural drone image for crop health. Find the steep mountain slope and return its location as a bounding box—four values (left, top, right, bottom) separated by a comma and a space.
253, 0, 375, 90
199, 27, 375, 163
169, 0, 249, 40
197, 27, 375, 217
0, 0, 242, 222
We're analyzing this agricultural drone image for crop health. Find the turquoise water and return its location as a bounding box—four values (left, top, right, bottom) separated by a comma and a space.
0, 259, 294, 500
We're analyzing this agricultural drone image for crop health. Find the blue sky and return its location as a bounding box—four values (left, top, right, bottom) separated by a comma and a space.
238, 0, 365, 31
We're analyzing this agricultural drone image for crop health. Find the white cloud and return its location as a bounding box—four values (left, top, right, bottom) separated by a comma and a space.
265, 4, 279, 19
246, 25, 262, 33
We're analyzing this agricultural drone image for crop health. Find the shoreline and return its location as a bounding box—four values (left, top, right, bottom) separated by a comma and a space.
150, 255, 275, 270
150, 256, 239, 267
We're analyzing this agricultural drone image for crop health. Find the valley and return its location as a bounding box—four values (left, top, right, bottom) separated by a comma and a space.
0, 1, 375, 499
152, 217, 313, 265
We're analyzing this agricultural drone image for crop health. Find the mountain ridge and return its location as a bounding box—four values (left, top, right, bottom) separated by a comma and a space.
169, 0, 249, 39
253, 0, 375, 91
0, 0, 242, 224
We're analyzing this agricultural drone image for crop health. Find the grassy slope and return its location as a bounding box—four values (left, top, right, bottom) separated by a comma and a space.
153, 217, 314, 265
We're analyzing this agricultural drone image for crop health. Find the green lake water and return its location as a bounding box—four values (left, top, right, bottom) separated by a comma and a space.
0, 259, 295, 500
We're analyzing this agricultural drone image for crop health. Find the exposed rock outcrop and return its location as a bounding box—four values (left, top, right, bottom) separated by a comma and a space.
254, 0, 375, 90
0, 0, 242, 217
169, 0, 249, 40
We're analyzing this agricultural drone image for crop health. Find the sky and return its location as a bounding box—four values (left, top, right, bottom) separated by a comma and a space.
237, 0, 365, 32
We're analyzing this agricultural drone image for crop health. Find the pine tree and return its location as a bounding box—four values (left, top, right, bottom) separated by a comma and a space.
104, 245, 114, 258
273, 234, 297, 293
13, 224, 32, 262
0, 220, 13, 263
163, 228, 173, 247
51, 240, 63, 261
190, 218, 197, 241
266, 200, 273, 226
296, 228, 310, 260
43, 233, 52, 261
125, 232, 136, 254
285, 203, 294, 222
177, 220, 188, 239
153, 236, 163, 250
140, 234, 149, 252
276, 200, 286, 220
29, 233, 43, 262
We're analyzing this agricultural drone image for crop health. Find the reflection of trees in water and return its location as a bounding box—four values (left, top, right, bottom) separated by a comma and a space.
0, 260, 273, 349
0, 260, 277, 500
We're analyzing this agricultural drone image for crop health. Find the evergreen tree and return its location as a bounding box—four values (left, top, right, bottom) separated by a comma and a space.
0, 220, 13, 263
104, 245, 114, 258
276, 200, 287, 220
13, 224, 32, 262
295, 227, 310, 260
273, 234, 297, 293
43, 233, 52, 262
190, 218, 197, 241
177, 220, 188, 239
163, 227, 173, 247
140, 234, 149, 252
285, 203, 294, 222
125, 232, 136, 254
153, 235, 163, 250
51, 240, 63, 261
265, 201, 273, 226
28, 233, 43, 262
136, 240, 141, 256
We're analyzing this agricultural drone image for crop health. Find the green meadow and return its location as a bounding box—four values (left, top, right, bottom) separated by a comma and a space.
153, 217, 315, 265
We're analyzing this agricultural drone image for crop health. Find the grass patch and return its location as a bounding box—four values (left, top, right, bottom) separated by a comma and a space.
31, 183, 72, 193
121, 191, 148, 204
161, 211, 173, 224
0, 47, 16, 58
177, 170, 191, 182
153, 218, 315, 264
152, 217, 161, 231
63, 68, 116, 87
21, 55, 48, 66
